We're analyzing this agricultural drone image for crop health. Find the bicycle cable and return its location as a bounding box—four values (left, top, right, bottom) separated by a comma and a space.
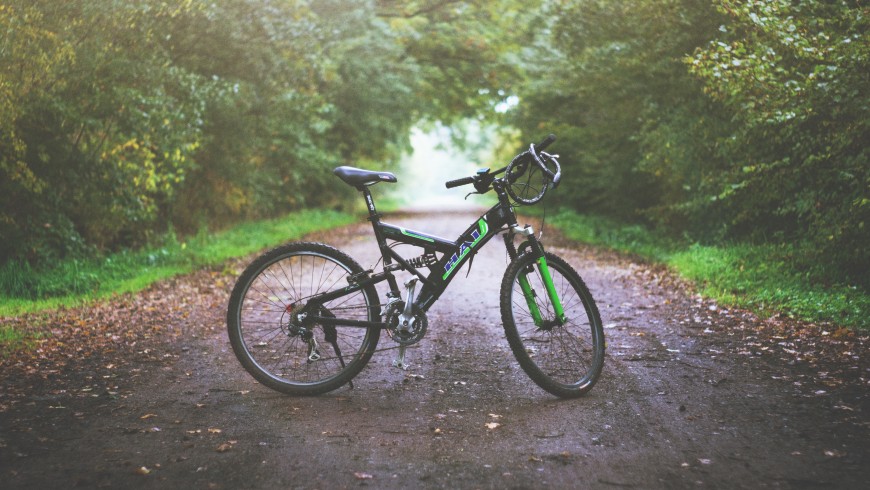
540, 198, 548, 240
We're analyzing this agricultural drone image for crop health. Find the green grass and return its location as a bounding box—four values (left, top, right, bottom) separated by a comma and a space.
0, 209, 356, 317
544, 209, 869, 330
0, 324, 38, 354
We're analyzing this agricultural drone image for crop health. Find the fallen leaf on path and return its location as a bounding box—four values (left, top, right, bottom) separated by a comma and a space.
140, 413, 157, 420
134, 466, 151, 475
216, 442, 234, 452
354, 472, 373, 480
485, 422, 500, 430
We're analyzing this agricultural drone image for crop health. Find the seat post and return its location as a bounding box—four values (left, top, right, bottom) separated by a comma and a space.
361, 186, 393, 271
360, 186, 379, 221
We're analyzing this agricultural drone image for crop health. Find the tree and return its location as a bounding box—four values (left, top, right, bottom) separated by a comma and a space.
507, 0, 727, 224
1, 0, 529, 268
689, 0, 870, 282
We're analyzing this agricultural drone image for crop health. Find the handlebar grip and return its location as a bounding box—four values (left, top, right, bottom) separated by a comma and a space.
445, 176, 475, 189
535, 134, 556, 152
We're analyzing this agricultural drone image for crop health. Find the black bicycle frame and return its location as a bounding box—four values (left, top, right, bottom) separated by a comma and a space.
305, 181, 527, 330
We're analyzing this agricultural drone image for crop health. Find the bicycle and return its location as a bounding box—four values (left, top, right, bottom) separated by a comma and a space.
226, 134, 605, 398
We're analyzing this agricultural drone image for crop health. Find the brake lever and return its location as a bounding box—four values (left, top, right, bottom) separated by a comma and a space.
529, 144, 561, 184
473, 171, 495, 194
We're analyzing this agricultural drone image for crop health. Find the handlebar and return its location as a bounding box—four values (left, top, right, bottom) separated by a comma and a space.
444, 134, 558, 191
535, 133, 556, 152
445, 176, 476, 189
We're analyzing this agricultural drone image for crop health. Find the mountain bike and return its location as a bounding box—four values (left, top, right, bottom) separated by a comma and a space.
226, 134, 605, 398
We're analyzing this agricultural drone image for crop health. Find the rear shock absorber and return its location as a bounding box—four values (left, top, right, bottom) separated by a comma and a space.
407, 252, 437, 269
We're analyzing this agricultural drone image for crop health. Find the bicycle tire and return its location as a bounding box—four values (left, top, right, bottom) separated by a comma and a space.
500, 252, 605, 398
227, 242, 380, 395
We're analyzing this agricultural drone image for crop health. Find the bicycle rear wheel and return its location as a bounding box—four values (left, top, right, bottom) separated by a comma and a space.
500, 252, 604, 398
227, 242, 380, 395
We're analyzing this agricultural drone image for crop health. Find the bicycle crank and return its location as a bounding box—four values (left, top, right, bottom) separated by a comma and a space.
384, 301, 428, 347
385, 278, 429, 370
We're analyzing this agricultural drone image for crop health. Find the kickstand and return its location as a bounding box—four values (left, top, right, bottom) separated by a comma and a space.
393, 345, 409, 370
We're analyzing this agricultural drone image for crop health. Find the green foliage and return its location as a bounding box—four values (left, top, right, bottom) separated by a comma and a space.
688, 0, 870, 285
544, 209, 678, 262
508, 0, 728, 222
1, 0, 212, 259
546, 209, 869, 329
0, 324, 41, 357
507, 0, 869, 289
670, 243, 868, 330
1, 0, 519, 267
4, 0, 866, 327
0, 209, 354, 316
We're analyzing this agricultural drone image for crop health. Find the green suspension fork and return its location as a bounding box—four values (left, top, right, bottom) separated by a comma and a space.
517, 267, 544, 326
513, 231, 567, 327
536, 255, 567, 324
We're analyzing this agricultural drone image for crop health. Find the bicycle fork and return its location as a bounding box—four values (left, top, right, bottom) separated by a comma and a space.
507, 226, 567, 328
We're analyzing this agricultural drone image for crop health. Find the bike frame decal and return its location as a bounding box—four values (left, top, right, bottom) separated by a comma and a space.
401, 228, 435, 243
380, 223, 455, 253
442, 219, 488, 280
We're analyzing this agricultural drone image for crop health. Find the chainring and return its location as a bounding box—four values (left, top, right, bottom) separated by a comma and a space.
384, 301, 428, 346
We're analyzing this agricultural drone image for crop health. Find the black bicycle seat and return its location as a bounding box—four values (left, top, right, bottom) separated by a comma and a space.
333, 166, 397, 189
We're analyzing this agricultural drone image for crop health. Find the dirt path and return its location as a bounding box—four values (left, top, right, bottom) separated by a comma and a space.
1, 211, 868, 489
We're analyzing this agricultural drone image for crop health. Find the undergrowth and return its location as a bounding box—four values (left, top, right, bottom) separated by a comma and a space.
544, 209, 869, 330
0, 324, 40, 356
0, 209, 355, 317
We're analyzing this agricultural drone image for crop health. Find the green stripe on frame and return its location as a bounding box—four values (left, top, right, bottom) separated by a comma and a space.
401, 228, 435, 242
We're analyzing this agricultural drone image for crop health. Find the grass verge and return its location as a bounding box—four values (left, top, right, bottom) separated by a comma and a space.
0, 324, 41, 356
544, 209, 869, 330
0, 209, 355, 317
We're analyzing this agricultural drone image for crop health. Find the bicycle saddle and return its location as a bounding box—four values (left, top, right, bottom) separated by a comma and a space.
333, 166, 398, 189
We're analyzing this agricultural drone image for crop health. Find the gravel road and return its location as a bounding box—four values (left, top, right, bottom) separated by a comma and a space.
1, 211, 867, 489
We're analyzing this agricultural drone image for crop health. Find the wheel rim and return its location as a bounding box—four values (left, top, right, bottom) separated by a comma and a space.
235, 252, 374, 387
509, 260, 600, 388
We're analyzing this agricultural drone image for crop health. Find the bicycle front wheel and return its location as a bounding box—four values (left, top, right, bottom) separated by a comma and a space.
227, 242, 380, 395
500, 252, 604, 398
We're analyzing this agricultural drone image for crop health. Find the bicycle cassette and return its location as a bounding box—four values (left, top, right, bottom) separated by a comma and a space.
384, 301, 428, 346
